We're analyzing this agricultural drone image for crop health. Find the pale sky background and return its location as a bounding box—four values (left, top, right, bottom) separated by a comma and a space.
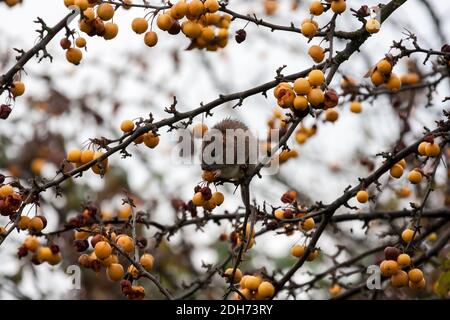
0, 0, 449, 299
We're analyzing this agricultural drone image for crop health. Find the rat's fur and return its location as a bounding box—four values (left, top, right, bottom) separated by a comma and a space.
201, 118, 257, 180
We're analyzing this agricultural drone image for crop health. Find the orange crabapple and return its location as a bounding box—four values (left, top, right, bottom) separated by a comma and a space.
120, 119, 135, 133
356, 190, 369, 203
10, 81, 25, 97
391, 270, 409, 287
308, 69, 325, 87
325, 108, 339, 122
193, 123, 208, 138
291, 245, 305, 257
409, 278, 426, 289
132, 18, 149, 34
417, 141, 428, 155
293, 78, 311, 95
396, 186, 411, 198
408, 268, 424, 283
118, 204, 132, 220
390, 164, 404, 178
0, 184, 14, 197
140, 253, 154, 271
170, 1, 188, 20
157, 14, 174, 31
103, 22, 119, 40
257, 281, 275, 299
97, 3, 115, 21
74, 0, 89, 11
94, 241, 112, 260
397, 253, 411, 267
407, 169, 422, 184
274, 82, 292, 98
144, 31, 158, 47
401, 228, 414, 242
371, 70, 385, 86
366, 18, 380, 33
92, 151, 109, 175
211, 192, 224, 206
331, 0, 346, 14
204, 0, 220, 13
386, 73, 401, 91
293, 96, 308, 111
224, 268, 242, 283
329, 283, 342, 296
244, 275, 262, 291
116, 234, 134, 253
107, 263, 124, 281
350, 101, 362, 113
425, 143, 440, 157
28, 216, 45, 233
301, 19, 317, 38
66, 47, 83, 65
24, 235, 39, 252
300, 217, 315, 231
380, 260, 399, 277
307, 88, 325, 107
18, 216, 30, 230
308, 45, 325, 63
187, 0, 204, 19
376, 59, 392, 75
264, 0, 278, 16
143, 132, 160, 148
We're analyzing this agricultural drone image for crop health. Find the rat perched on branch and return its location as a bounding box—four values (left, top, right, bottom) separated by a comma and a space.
201, 118, 258, 250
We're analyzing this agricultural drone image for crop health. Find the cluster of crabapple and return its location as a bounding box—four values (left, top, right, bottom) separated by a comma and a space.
120, 119, 160, 148
8, 199, 60, 266
18, 235, 63, 266
191, 185, 224, 211
67, 203, 154, 299
295, 124, 317, 146
355, 158, 407, 204
274, 69, 340, 123
355, 140, 440, 205
77, 232, 154, 300
223, 268, 275, 300
148, 0, 231, 51
274, 191, 316, 235
0, 182, 22, 217
370, 58, 401, 91
417, 138, 441, 158
301, 0, 346, 38
229, 223, 256, 251
62, 1, 123, 64
66, 148, 109, 175
392, 137, 440, 187
379, 245, 426, 290
273, 191, 319, 261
